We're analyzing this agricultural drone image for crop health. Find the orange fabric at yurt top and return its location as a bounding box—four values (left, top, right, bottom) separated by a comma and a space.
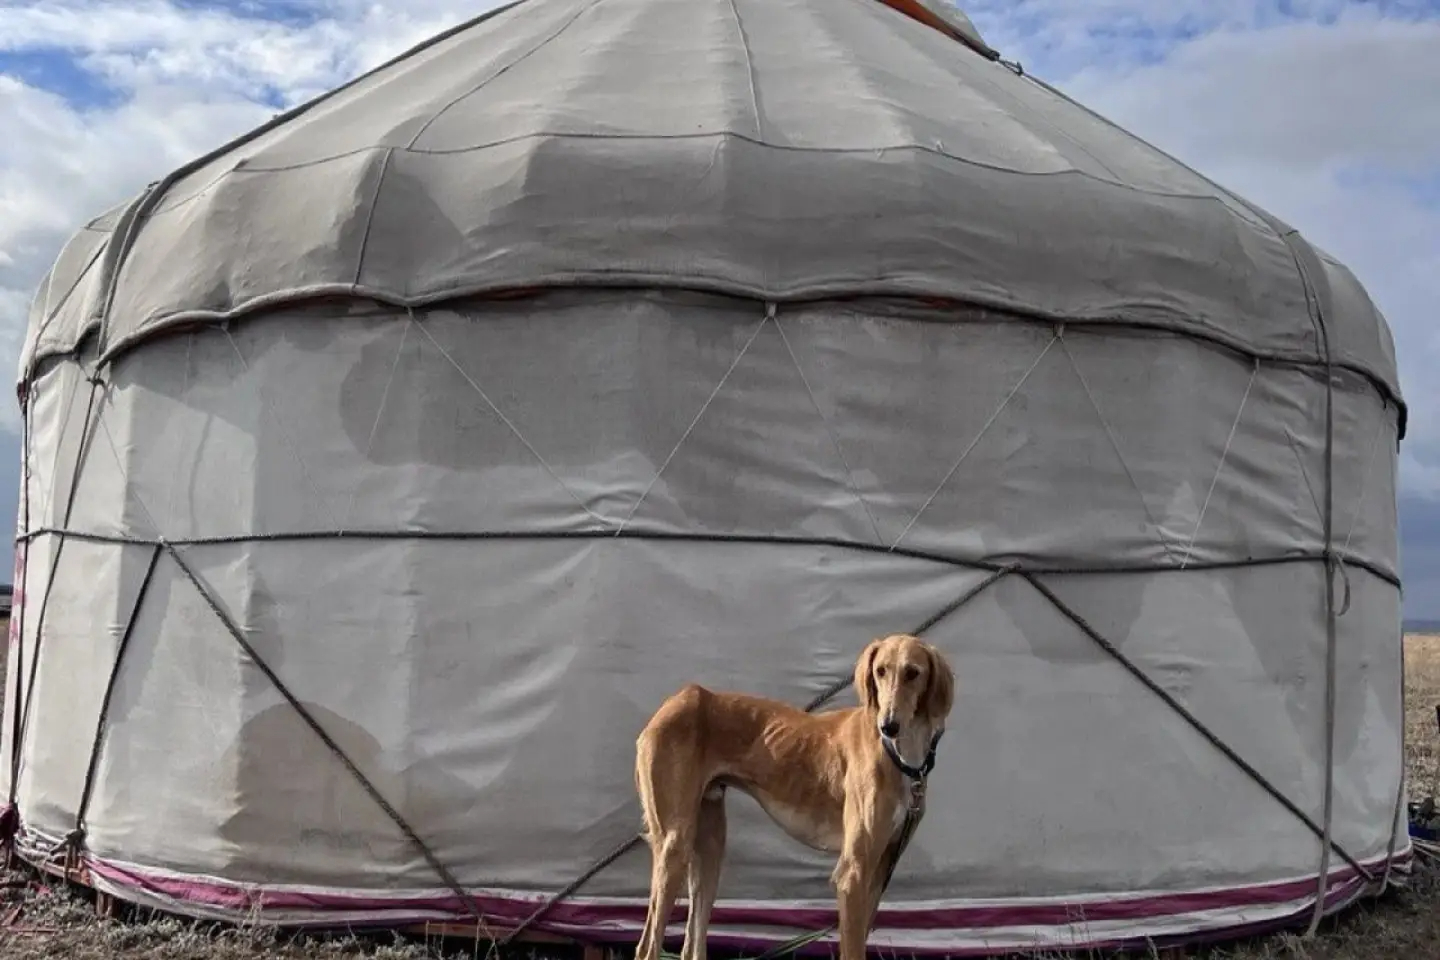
874, 0, 999, 59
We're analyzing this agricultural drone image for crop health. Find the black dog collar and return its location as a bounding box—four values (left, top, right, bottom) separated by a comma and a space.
882, 728, 944, 781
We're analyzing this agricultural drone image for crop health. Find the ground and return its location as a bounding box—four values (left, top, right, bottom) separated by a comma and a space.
0, 627, 1437, 960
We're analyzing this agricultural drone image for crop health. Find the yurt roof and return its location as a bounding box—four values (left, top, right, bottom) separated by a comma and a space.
19, 0, 1404, 430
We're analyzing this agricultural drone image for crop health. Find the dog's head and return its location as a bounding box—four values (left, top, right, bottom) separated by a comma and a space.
853, 633, 955, 739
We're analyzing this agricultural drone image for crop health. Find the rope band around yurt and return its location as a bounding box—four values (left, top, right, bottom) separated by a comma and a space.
8, 525, 1404, 591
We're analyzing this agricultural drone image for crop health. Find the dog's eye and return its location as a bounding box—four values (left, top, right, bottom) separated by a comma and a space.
902, 665, 920, 683
875, 666, 887, 678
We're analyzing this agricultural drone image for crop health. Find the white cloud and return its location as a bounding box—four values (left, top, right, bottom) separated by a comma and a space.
0, 1, 490, 104
0, 0, 1435, 504
0, 0, 491, 421
1063, 17, 1440, 171
0, 76, 275, 391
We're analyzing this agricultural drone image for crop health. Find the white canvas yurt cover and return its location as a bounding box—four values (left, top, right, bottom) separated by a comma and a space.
2, 0, 1411, 954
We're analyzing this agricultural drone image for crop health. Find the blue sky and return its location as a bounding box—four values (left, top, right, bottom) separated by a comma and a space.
1, 0, 1438, 615
1, 47, 126, 108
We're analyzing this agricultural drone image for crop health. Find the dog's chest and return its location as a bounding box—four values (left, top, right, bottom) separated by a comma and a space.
890, 795, 910, 834
749, 791, 845, 853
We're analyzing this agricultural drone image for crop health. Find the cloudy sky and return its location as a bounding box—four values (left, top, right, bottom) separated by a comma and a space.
0, 0, 1437, 617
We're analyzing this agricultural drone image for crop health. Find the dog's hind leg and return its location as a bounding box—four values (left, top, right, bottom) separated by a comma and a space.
635, 700, 705, 960
681, 785, 727, 960
637, 822, 693, 960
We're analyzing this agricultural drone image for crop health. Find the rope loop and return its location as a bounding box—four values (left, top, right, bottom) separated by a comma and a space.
1329, 551, 1353, 618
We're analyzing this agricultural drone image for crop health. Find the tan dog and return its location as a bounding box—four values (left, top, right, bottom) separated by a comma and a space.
633, 633, 956, 960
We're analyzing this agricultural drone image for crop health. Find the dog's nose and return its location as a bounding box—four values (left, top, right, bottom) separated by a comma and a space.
880, 718, 900, 738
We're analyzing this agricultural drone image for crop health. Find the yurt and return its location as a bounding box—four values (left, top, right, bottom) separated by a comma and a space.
3, 0, 1410, 954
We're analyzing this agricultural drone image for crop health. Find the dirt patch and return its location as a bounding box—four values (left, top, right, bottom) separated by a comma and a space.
0, 626, 1437, 959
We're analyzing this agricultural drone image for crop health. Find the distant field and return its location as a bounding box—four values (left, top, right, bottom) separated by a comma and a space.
1405, 632, 1440, 795
0, 624, 1436, 958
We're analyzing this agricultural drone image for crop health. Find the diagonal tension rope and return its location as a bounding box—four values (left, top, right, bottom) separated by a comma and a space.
59, 543, 165, 866
1, 386, 36, 856
740, 568, 1378, 959
1380, 623, 1408, 892
157, 538, 490, 928
733, 571, 1379, 960
7, 372, 491, 928
1022, 574, 1372, 884
507, 559, 1379, 953
803, 564, 1018, 714
5, 389, 34, 808
500, 564, 1019, 947
772, 311, 886, 548
9, 375, 106, 824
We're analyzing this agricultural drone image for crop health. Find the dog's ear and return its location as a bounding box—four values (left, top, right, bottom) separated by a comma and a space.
853, 639, 881, 715
921, 643, 955, 722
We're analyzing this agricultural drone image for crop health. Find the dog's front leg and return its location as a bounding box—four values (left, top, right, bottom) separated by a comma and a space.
832, 786, 885, 960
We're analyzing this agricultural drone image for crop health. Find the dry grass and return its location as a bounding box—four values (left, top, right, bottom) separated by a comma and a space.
0, 627, 1437, 960
1403, 634, 1440, 800
0, 891, 446, 960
